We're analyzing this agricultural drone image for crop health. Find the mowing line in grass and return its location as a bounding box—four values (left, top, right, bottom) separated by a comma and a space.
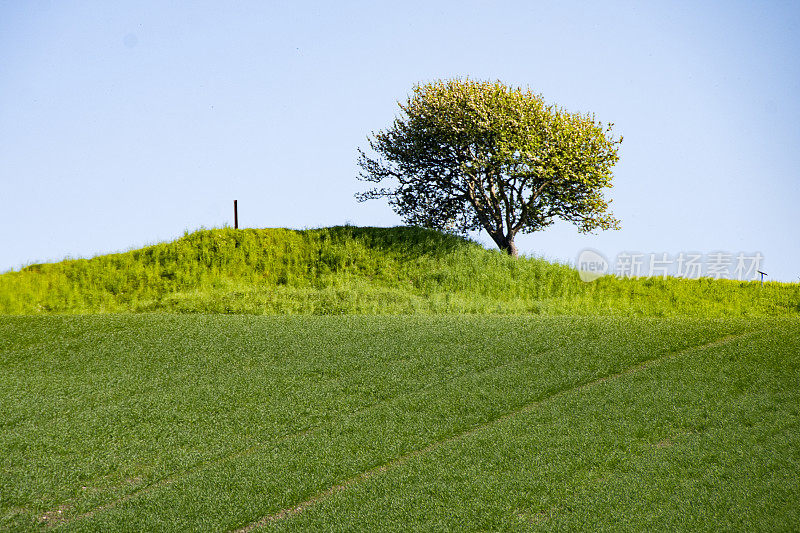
43, 333, 571, 528
67, 324, 752, 527
50, 430, 317, 528
267, 324, 800, 531
233, 330, 756, 532
2, 316, 754, 531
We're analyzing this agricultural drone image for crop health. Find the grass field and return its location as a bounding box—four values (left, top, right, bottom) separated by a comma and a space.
1, 226, 798, 317
2, 315, 798, 531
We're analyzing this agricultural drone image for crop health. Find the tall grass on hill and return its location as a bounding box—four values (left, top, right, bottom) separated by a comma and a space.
0, 226, 797, 316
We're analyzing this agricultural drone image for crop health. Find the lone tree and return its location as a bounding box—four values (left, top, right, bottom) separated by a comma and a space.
356, 79, 622, 256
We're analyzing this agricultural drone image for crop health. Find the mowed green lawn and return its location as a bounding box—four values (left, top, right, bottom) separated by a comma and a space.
1, 315, 798, 531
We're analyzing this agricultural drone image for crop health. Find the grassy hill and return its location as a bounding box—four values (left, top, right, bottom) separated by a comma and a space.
3, 231, 800, 530
0, 225, 798, 316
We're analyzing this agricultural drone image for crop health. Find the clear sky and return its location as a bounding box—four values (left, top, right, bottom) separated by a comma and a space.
1, 1, 798, 281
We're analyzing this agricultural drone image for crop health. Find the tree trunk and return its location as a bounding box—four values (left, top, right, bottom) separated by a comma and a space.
491, 234, 518, 257
504, 239, 518, 257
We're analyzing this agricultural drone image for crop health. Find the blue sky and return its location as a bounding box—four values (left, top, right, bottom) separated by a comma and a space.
1, 1, 798, 281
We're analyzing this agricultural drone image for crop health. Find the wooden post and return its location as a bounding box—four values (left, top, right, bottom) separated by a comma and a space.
234, 200, 238, 229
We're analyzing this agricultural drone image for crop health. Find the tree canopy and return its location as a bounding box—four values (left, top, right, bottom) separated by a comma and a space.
356, 79, 622, 256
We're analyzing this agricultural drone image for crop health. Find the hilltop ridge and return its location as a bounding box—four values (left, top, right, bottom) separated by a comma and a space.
0, 226, 797, 316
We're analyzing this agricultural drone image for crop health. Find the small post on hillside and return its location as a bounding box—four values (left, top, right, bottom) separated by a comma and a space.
757, 270, 767, 286
234, 200, 238, 229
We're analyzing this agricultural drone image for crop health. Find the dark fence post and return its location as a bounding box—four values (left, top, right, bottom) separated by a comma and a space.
234, 200, 238, 229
